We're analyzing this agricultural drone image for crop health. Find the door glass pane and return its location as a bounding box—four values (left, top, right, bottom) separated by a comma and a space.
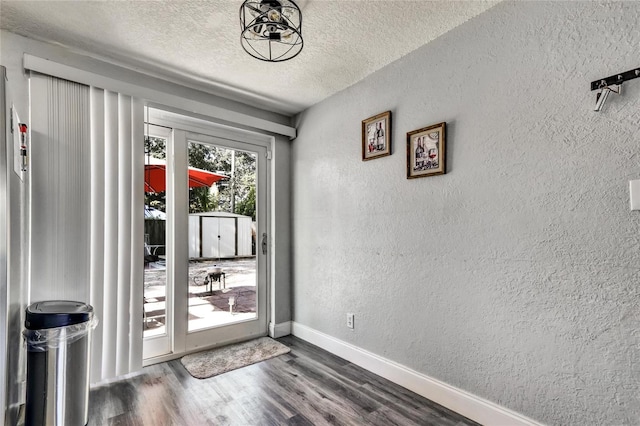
143, 136, 168, 338
186, 141, 257, 332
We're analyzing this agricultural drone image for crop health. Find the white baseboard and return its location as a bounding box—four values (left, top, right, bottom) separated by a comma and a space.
269, 321, 292, 338
291, 322, 542, 426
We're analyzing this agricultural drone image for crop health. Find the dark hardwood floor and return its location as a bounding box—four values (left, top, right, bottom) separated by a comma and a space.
89, 336, 479, 426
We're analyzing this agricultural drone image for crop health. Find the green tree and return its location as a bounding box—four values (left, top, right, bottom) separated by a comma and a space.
235, 186, 256, 220
188, 142, 231, 214
143, 136, 256, 216
190, 144, 256, 216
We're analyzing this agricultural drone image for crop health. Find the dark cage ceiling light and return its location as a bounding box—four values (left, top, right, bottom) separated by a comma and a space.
240, 0, 303, 62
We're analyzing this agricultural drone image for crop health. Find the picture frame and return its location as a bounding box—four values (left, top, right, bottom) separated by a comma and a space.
407, 122, 446, 179
362, 111, 392, 161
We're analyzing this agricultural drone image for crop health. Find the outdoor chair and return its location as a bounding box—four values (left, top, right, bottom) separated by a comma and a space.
144, 242, 159, 265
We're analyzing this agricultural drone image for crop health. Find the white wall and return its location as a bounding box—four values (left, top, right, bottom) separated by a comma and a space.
0, 32, 30, 425
291, 2, 640, 424
0, 65, 10, 426
272, 135, 292, 325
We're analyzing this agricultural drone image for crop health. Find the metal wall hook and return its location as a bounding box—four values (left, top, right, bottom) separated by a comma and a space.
594, 83, 621, 112
591, 67, 639, 112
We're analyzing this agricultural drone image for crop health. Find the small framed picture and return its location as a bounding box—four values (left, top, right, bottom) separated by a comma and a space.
407, 122, 446, 179
362, 111, 392, 161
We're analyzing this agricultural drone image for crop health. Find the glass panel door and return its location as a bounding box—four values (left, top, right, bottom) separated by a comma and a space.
179, 132, 267, 351
185, 141, 257, 332
143, 120, 269, 361
142, 125, 172, 359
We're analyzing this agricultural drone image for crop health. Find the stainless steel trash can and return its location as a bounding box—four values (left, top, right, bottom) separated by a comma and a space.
23, 301, 97, 426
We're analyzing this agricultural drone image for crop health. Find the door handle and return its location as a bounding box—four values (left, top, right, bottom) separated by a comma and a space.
261, 233, 267, 255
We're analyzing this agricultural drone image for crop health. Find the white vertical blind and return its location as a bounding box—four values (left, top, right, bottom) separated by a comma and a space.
31, 73, 143, 383
89, 89, 143, 381
30, 74, 91, 302
116, 95, 132, 375
130, 98, 144, 371
89, 87, 105, 382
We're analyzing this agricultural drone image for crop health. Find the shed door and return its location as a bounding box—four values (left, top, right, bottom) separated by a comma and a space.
202, 217, 236, 258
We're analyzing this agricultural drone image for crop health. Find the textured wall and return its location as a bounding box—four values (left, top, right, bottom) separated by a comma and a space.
273, 135, 292, 324
291, 2, 640, 424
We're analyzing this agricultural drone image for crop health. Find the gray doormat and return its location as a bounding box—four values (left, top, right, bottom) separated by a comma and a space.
180, 337, 290, 379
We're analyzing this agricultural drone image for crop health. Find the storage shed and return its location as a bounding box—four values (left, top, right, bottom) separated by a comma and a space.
188, 211, 253, 259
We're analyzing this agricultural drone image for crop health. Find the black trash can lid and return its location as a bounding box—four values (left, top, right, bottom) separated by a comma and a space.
25, 300, 94, 330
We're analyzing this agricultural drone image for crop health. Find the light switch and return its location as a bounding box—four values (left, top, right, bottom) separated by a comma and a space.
630, 180, 640, 211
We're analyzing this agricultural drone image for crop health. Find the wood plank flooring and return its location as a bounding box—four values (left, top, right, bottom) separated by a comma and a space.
89, 336, 479, 426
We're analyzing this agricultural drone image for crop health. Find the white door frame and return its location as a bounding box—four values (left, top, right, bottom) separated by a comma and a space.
142, 124, 173, 359
143, 108, 273, 364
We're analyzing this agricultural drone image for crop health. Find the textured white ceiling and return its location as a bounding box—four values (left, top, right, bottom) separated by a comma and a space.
0, 1, 497, 115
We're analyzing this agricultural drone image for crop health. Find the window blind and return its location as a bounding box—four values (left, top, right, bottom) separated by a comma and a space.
30, 73, 143, 383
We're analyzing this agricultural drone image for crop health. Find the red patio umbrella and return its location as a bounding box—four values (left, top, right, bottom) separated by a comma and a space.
144, 157, 227, 193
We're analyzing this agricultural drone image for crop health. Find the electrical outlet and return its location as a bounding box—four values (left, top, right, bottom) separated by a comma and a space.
346, 313, 354, 329
630, 180, 640, 210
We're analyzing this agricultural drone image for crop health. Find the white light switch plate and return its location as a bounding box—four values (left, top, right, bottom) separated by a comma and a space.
630, 180, 640, 211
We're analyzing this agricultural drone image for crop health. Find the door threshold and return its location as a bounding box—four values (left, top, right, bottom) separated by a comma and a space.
142, 330, 268, 367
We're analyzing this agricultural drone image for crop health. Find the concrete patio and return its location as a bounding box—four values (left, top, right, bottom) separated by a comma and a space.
143, 258, 256, 336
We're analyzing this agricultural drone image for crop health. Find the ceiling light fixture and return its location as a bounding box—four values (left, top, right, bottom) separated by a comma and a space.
240, 0, 303, 62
